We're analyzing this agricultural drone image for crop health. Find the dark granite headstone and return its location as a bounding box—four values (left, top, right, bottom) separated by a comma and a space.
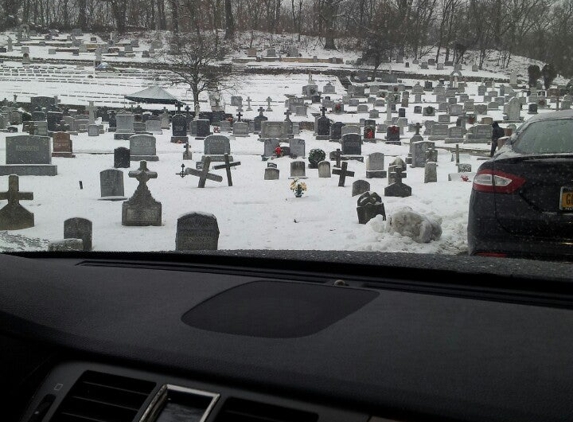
341, 134, 362, 155
114, 147, 130, 168
175, 212, 220, 251
64, 217, 92, 251
100, 168, 126, 200
356, 191, 386, 224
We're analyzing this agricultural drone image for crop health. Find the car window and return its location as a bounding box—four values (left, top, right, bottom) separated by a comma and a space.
513, 120, 573, 154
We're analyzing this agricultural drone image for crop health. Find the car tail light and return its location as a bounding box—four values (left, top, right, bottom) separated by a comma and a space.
472, 169, 526, 193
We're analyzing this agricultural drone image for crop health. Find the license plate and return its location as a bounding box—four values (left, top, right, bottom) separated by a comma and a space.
560, 187, 573, 210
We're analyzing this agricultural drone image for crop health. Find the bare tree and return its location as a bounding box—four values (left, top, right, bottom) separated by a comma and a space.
160, 31, 236, 117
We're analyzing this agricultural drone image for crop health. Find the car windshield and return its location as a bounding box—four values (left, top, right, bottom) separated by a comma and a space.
0, 1, 572, 262
513, 119, 573, 154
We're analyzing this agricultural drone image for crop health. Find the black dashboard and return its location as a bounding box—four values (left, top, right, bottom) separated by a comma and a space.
3, 250, 573, 422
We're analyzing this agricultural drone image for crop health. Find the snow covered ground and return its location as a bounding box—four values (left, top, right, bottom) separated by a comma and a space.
0, 31, 564, 253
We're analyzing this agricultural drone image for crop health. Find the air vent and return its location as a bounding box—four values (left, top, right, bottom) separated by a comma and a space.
50, 370, 156, 422
216, 397, 318, 422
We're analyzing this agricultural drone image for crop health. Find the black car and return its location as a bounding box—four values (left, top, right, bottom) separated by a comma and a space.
468, 110, 573, 260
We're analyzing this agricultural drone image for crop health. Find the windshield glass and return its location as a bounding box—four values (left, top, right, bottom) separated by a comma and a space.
0, 1, 572, 261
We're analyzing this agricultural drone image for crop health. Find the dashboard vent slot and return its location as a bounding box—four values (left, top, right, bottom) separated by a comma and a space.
216, 397, 318, 422
50, 370, 156, 422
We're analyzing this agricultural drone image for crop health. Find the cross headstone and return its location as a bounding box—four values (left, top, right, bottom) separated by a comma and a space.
122, 161, 162, 226
246, 97, 252, 111
0, 175, 34, 230
184, 156, 223, 188
266, 97, 273, 111
332, 162, 355, 187
331, 148, 342, 168
86, 101, 97, 125
236, 111, 243, 122
213, 154, 241, 186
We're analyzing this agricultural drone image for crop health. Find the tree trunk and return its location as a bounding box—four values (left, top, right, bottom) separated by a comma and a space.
169, 0, 178, 33
77, 0, 87, 30
224, 0, 234, 40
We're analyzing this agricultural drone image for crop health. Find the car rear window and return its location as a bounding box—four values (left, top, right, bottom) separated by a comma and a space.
514, 119, 573, 154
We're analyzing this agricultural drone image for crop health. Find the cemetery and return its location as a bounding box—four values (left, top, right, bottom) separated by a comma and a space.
0, 28, 570, 253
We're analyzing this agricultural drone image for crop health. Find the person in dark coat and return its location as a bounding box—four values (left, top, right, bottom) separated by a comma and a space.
491, 121, 505, 157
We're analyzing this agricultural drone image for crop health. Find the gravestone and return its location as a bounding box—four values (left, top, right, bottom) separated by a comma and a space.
114, 113, 135, 140
260, 121, 287, 139
232, 121, 249, 137
176, 213, 220, 251
290, 161, 307, 178
204, 135, 232, 162
356, 192, 386, 224
254, 107, 268, 132
100, 169, 126, 200
341, 134, 362, 157
114, 147, 130, 168
332, 162, 355, 187
88, 124, 100, 137
289, 138, 306, 157
64, 218, 92, 251
264, 167, 280, 180
386, 126, 400, 144
122, 161, 162, 226
0, 135, 57, 176
385, 158, 411, 197
52, 132, 75, 158
330, 122, 345, 141
424, 162, 438, 183
352, 180, 371, 197
145, 119, 162, 134
262, 138, 280, 158
366, 152, 387, 178
171, 113, 188, 143
47, 111, 63, 132
0, 175, 34, 230
130, 135, 158, 161
318, 161, 331, 178
195, 119, 211, 139
316, 107, 331, 140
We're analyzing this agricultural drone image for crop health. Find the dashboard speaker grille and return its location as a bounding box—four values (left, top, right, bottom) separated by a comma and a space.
50, 370, 156, 422
215, 397, 318, 422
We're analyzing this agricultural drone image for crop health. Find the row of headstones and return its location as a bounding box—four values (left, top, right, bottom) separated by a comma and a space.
45, 211, 220, 252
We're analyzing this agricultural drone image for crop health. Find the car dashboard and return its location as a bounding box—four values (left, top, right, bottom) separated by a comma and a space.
2, 250, 573, 422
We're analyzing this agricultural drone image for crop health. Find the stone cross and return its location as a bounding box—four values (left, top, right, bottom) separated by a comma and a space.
176, 103, 182, 113
332, 162, 355, 187
236, 111, 242, 122
184, 156, 223, 188
185, 105, 191, 119
284, 109, 291, 120
258, 107, 265, 115
415, 123, 422, 135
393, 162, 406, 183
246, 97, 252, 111
213, 153, 241, 187
332, 148, 342, 168
266, 97, 273, 111
0, 175, 33, 205
320, 106, 327, 117
0, 175, 34, 230
86, 101, 97, 124
129, 161, 158, 188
